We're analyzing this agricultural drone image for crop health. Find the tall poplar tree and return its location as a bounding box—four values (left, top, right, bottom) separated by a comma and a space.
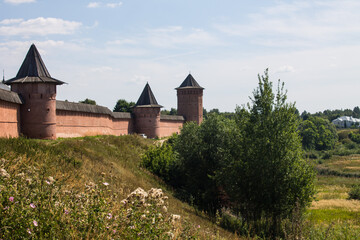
220, 69, 315, 235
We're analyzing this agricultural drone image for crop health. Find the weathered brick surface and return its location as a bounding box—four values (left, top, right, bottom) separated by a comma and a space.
177, 89, 203, 124
56, 110, 133, 138
0, 99, 20, 138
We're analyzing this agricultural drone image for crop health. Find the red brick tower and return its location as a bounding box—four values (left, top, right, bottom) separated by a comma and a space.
133, 83, 162, 138
5, 44, 65, 139
176, 74, 204, 124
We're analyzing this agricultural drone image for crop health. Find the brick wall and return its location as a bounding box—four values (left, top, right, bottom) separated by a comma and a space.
0, 99, 21, 138
159, 115, 184, 138
56, 110, 133, 138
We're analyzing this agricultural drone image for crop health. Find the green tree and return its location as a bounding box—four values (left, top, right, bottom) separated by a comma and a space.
353, 106, 360, 118
113, 99, 135, 112
174, 114, 238, 213
79, 98, 96, 105
161, 108, 177, 115
299, 116, 337, 151
220, 69, 315, 236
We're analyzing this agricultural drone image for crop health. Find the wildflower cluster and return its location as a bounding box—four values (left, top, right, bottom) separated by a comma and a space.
0, 157, 199, 239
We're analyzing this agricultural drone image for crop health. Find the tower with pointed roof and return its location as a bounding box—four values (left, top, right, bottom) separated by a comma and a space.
133, 83, 162, 138
5, 44, 65, 139
176, 74, 204, 124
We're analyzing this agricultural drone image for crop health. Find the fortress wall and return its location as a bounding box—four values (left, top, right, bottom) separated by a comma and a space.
56, 110, 114, 138
0, 99, 21, 138
112, 117, 133, 135
159, 115, 184, 138
55, 101, 133, 138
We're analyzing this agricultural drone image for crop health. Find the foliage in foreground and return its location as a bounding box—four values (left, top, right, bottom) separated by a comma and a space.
221, 70, 315, 236
142, 69, 316, 238
0, 156, 199, 239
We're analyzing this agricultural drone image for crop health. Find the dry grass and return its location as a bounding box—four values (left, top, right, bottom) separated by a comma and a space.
0, 135, 238, 239
311, 199, 360, 211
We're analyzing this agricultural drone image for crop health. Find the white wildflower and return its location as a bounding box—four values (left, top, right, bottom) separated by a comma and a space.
162, 206, 168, 212
0, 168, 10, 178
171, 214, 181, 225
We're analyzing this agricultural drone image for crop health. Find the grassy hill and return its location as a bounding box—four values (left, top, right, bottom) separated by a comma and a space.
2, 134, 360, 239
0, 135, 237, 239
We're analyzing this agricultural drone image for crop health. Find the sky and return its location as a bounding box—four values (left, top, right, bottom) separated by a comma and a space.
1, 0, 360, 113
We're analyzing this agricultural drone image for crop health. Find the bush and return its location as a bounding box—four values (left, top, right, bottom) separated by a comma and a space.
141, 141, 177, 182
338, 131, 350, 141
348, 185, 360, 200
322, 152, 332, 160
349, 132, 360, 144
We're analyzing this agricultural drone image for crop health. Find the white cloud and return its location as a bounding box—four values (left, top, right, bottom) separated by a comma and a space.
149, 26, 183, 33
276, 65, 295, 73
129, 75, 150, 85
0, 17, 82, 36
106, 2, 122, 8
87, 1, 123, 9
0, 19, 23, 25
4, 0, 36, 4
147, 27, 218, 48
87, 2, 100, 8
91, 66, 113, 72
107, 39, 138, 45
215, 0, 360, 48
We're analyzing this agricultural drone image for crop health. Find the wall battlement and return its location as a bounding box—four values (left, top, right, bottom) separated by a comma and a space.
0, 44, 203, 139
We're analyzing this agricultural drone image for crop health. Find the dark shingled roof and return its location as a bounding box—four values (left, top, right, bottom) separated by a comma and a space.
5, 44, 65, 85
56, 100, 132, 119
176, 74, 203, 89
160, 115, 184, 121
135, 83, 162, 107
112, 112, 132, 119
0, 88, 23, 104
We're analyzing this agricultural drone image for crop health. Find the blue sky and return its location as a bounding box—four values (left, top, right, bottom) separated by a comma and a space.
1, 0, 360, 113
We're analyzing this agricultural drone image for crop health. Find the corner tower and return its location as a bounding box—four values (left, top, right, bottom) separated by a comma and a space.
176, 74, 204, 124
133, 83, 162, 138
5, 44, 65, 139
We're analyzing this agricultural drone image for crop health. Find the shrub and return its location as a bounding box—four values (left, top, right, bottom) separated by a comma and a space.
348, 184, 360, 200
141, 142, 177, 182
322, 152, 332, 160
349, 132, 360, 144
338, 130, 350, 141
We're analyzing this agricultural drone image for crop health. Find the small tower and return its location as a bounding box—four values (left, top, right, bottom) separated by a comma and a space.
133, 83, 162, 138
5, 44, 65, 139
176, 74, 204, 124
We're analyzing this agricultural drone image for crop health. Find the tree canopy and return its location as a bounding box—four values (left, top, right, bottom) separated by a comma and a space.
219, 69, 315, 235
113, 99, 135, 112
299, 116, 338, 151
79, 98, 96, 105
142, 69, 315, 237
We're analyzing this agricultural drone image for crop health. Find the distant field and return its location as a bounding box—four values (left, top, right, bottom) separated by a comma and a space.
308, 154, 360, 227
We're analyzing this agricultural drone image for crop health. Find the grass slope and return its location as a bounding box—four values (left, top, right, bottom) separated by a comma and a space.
0, 135, 237, 239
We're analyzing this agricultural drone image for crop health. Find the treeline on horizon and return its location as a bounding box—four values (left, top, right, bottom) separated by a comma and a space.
200, 106, 360, 122
80, 91, 360, 123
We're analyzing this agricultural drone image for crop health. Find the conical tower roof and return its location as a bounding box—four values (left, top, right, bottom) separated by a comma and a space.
135, 83, 162, 107
176, 73, 203, 89
5, 44, 65, 85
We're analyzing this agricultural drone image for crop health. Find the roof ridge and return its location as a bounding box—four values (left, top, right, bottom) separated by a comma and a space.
4, 44, 65, 85
135, 83, 162, 107
177, 73, 203, 89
